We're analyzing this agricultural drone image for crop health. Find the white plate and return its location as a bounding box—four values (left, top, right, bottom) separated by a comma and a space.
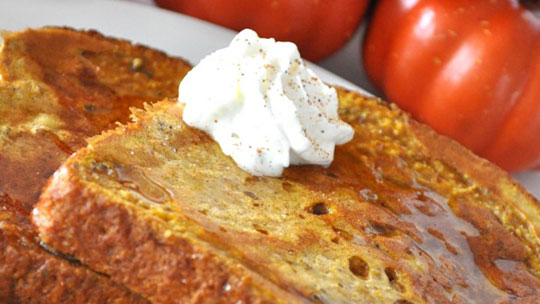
0, 0, 538, 199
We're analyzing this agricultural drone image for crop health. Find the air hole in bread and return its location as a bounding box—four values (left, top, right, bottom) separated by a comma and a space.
312, 293, 326, 303
243, 191, 258, 200
349, 256, 369, 279
332, 227, 353, 241
385, 267, 404, 292
255, 228, 269, 235
253, 224, 269, 235
394, 300, 413, 304
325, 171, 338, 179
369, 220, 398, 236
282, 181, 293, 192
307, 202, 330, 215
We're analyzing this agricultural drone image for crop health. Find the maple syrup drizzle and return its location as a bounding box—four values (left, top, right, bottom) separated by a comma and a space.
114, 165, 173, 205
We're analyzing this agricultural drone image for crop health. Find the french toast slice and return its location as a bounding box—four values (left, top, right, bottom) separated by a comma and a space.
0, 202, 148, 303
0, 27, 190, 212
0, 27, 191, 302
34, 90, 540, 303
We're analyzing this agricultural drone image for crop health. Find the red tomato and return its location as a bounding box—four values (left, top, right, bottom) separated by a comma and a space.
364, 0, 540, 172
155, 0, 369, 61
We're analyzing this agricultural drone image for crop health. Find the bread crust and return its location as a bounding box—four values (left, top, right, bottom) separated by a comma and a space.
0, 204, 149, 304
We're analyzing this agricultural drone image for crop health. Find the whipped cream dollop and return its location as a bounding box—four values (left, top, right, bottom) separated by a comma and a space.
178, 29, 354, 176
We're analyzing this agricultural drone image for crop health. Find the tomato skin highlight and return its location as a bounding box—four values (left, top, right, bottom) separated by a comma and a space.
155, 0, 369, 61
364, 0, 540, 172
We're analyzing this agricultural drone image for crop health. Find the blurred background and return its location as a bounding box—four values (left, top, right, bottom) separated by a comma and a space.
121, 0, 377, 93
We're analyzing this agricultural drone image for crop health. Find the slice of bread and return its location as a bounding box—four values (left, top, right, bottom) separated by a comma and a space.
34, 89, 540, 303
0, 27, 191, 302
0, 203, 149, 303
0, 27, 191, 212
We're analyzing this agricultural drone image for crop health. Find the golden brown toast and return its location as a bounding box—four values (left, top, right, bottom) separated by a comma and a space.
34, 90, 540, 303
0, 27, 190, 212
0, 27, 191, 302
0, 204, 148, 303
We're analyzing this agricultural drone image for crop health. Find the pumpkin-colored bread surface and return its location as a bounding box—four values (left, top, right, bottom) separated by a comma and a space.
35, 89, 540, 303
